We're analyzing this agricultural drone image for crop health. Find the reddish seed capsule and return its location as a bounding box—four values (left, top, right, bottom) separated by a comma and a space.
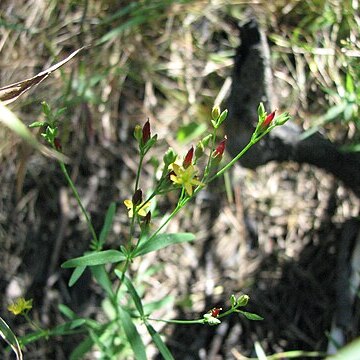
54, 137, 62, 151
211, 307, 222, 317
213, 136, 227, 157
183, 146, 194, 169
142, 120, 151, 144
132, 189, 143, 206
263, 110, 276, 128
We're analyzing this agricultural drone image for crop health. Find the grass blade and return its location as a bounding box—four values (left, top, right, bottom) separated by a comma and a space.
0, 316, 23, 360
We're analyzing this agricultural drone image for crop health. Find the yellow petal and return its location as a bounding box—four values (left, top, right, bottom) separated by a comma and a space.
184, 183, 193, 196
124, 199, 133, 209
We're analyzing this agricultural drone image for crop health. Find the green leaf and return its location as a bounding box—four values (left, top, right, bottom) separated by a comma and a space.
146, 322, 174, 360
118, 306, 147, 360
58, 304, 77, 320
114, 272, 144, 316
177, 122, 207, 143
0, 316, 23, 360
91, 265, 114, 297
61, 250, 125, 268
98, 202, 116, 249
134, 233, 195, 257
68, 266, 86, 287
29, 121, 47, 128
70, 336, 94, 360
238, 310, 263, 321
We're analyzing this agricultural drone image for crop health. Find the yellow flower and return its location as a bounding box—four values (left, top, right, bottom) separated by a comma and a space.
124, 199, 151, 218
169, 163, 204, 196
8, 297, 33, 315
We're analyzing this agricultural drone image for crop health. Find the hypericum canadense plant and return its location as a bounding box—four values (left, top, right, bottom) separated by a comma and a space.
6, 101, 290, 360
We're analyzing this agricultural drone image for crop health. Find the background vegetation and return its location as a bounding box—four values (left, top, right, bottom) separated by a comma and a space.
1, 0, 359, 359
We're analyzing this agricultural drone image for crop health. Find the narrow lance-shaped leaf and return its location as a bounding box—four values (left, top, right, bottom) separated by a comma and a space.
134, 233, 195, 257
118, 306, 147, 360
61, 250, 125, 268
98, 202, 116, 249
68, 266, 86, 287
146, 322, 175, 360
115, 272, 144, 317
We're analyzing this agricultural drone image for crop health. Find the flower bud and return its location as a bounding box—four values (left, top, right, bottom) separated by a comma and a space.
134, 125, 142, 142
132, 189, 143, 206
195, 141, 204, 160
183, 146, 194, 169
237, 294, 249, 307
163, 148, 177, 167
262, 110, 276, 129
142, 120, 151, 144
211, 307, 222, 318
211, 105, 221, 121
212, 136, 227, 158
54, 137, 62, 152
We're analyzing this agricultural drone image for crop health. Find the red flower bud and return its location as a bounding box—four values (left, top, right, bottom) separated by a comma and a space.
54, 137, 62, 152
142, 120, 151, 144
262, 110, 276, 128
183, 146, 194, 169
132, 189, 143, 206
211, 307, 222, 318
213, 136, 227, 158
143, 211, 151, 225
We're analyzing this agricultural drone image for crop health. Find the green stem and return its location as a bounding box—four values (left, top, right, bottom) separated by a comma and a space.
202, 128, 217, 181
147, 317, 205, 325
59, 162, 99, 247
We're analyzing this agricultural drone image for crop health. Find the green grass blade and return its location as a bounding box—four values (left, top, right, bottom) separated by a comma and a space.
145, 322, 174, 360
134, 233, 195, 257
118, 306, 147, 360
61, 250, 125, 268
0, 316, 23, 360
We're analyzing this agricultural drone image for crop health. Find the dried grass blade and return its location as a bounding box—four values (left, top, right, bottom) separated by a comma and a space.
0, 47, 85, 105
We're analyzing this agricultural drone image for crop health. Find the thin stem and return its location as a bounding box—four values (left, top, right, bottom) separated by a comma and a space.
202, 128, 217, 181
59, 162, 99, 247
134, 153, 144, 192
147, 317, 205, 325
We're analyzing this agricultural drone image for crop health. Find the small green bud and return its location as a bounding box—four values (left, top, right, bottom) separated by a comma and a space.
257, 102, 266, 119
275, 112, 291, 126
41, 101, 51, 117
134, 125, 142, 143
163, 148, 177, 167
201, 134, 213, 148
211, 105, 221, 121
203, 313, 221, 326
217, 109, 228, 126
237, 294, 249, 307
230, 294, 237, 308
195, 141, 205, 160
